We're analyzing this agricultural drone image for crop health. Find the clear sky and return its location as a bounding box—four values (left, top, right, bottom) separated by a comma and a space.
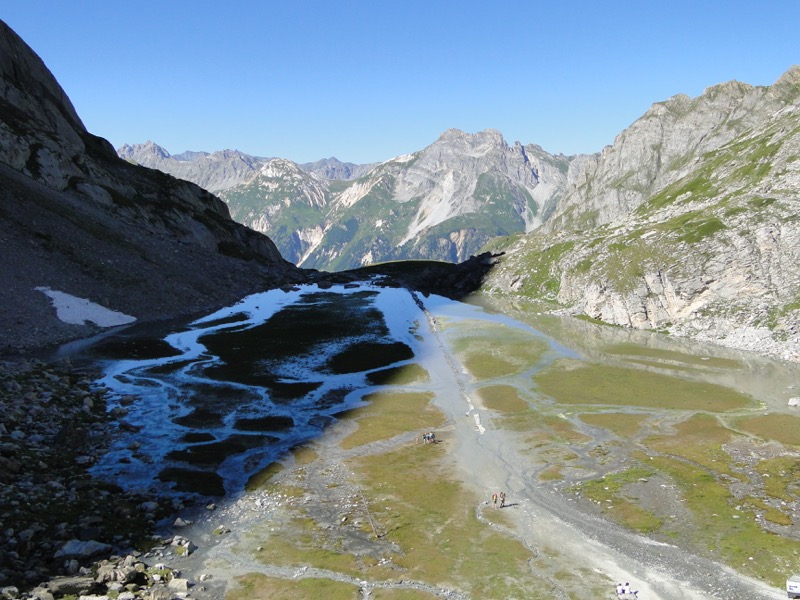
4, 1, 799, 164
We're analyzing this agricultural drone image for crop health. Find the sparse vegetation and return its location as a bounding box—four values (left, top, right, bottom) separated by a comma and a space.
533, 360, 756, 411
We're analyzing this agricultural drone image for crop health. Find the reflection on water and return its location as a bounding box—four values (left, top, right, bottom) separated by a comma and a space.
86, 285, 800, 500
472, 295, 800, 411
89, 284, 422, 497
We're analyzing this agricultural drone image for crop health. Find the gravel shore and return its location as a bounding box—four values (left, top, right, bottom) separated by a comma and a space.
0, 358, 189, 598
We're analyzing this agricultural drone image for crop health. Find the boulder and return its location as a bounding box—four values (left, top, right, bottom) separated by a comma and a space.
167, 578, 189, 592
44, 576, 95, 596
54, 539, 112, 561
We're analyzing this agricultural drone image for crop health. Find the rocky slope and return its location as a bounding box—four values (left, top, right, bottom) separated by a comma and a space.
0, 18, 306, 354
484, 66, 800, 362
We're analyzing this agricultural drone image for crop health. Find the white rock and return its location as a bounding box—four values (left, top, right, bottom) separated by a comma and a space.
54, 539, 112, 560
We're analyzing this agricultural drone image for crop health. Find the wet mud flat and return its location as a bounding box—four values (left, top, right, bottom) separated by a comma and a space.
82, 286, 798, 599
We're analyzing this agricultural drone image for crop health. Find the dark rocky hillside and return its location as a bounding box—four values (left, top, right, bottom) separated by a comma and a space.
0, 19, 306, 354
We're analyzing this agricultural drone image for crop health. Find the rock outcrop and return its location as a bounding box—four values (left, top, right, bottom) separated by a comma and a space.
0, 19, 304, 354
485, 66, 800, 361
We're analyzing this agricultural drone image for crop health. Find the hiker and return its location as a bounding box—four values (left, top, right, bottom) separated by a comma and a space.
616, 582, 624, 596
492, 492, 498, 507
499, 491, 506, 508
623, 582, 636, 596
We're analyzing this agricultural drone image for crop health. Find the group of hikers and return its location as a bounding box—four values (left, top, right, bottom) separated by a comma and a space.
615, 582, 639, 597
420, 431, 437, 444
491, 491, 507, 508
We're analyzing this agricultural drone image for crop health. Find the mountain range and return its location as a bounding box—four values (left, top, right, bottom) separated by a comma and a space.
2, 7, 799, 361
120, 66, 800, 360
120, 131, 568, 270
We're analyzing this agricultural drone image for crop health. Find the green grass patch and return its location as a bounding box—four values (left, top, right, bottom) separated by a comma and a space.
505, 240, 576, 297
644, 454, 797, 587
658, 211, 726, 244
734, 413, 800, 446
644, 414, 738, 477
338, 391, 442, 449
366, 363, 430, 386
755, 456, 800, 502
603, 343, 742, 369
533, 360, 756, 411
227, 573, 360, 599
452, 322, 549, 380
537, 465, 563, 481
477, 385, 529, 412
579, 412, 649, 438
245, 461, 285, 492
598, 239, 671, 294
577, 467, 662, 532
743, 495, 793, 526
248, 517, 368, 576
353, 445, 552, 598
292, 445, 319, 466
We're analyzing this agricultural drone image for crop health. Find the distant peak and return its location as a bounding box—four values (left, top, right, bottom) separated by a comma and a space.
142, 140, 170, 158
438, 128, 504, 141
116, 141, 170, 160
774, 65, 800, 87
438, 128, 467, 141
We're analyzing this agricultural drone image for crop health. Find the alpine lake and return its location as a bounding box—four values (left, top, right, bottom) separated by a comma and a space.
77, 282, 800, 598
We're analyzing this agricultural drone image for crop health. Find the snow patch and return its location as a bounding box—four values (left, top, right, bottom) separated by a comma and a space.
36, 287, 136, 327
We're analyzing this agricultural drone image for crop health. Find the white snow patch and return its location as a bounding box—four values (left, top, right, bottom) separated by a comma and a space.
36, 287, 137, 327
473, 412, 486, 434
385, 153, 415, 164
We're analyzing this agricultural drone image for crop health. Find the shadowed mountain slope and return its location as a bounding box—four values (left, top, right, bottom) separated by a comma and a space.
0, 18, 305, 353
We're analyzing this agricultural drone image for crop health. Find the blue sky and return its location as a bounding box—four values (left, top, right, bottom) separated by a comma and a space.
4, 2, 799, 164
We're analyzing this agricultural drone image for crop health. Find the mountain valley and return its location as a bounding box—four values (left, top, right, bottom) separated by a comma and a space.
2, 15, 800, 600
121, 67, 800, 361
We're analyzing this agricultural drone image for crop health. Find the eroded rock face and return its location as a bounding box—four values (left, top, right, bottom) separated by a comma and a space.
485, 66, 800, 361
0, 19, 304, 353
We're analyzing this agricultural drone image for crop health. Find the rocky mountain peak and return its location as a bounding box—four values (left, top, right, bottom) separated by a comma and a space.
434, 128, 507, 152
118, 140, 171, 161
300, 157, 376, 181
772, 64, 800, 100
0, 20, 86, 144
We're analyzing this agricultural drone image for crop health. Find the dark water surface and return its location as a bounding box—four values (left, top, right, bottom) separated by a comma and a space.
88, 284, 422, 497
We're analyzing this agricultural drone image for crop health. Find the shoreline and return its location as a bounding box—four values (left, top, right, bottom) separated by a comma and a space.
1, 291, 796, 598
